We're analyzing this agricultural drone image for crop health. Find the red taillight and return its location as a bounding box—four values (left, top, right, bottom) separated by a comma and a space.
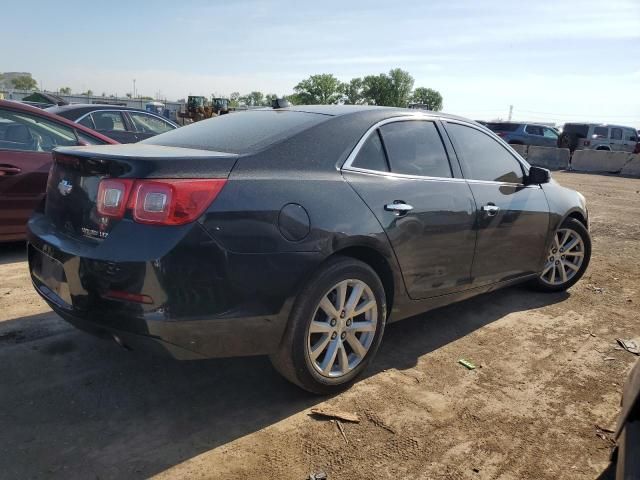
96, 178, 226, 226
97, 179, 134, 218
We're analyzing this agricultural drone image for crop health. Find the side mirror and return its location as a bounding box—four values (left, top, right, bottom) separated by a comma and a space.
526, 166, 551, 185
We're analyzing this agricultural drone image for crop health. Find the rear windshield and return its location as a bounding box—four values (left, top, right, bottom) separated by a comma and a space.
486, 122, 520, 132
142, 110, 328, 154
563, 124, 589, 138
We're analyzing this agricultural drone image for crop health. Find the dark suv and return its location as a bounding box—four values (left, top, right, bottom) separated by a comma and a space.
486, 122, 559, 147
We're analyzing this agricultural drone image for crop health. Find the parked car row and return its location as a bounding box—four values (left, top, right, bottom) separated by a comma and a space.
0, 100, 179, 242
484, 121, 639, 153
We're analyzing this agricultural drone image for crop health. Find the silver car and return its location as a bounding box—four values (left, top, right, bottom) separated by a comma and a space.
559, 123, 638, 152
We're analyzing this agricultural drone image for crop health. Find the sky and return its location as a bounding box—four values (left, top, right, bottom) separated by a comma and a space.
3, 0, 640, 127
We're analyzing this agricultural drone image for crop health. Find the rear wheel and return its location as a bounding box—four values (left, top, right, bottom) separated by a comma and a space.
270, 256, 387, 394
529, 217, 591, 292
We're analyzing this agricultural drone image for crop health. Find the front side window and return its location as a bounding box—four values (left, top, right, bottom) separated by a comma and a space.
543, 127, 558, 139
351, 130, 388, 172
610, 128, 622, 140
91, 111, 127, 132
446, 122, 524, 184
129, 112, 175, 135
378, 121, 452, 178
593, 126, 608, 138
0, 108, 77, 152
525, 125, 543, 136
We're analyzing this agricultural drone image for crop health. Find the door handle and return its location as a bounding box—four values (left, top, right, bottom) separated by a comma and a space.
384, 201, 414, 216
0, 165, 22, 176
481, 204, 500, 216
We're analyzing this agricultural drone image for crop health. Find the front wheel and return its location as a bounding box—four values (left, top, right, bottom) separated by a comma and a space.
530, 217, 591, 292
270, 256, 387, 394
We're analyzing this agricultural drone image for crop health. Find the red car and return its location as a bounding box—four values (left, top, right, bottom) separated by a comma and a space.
0, 100, 117, 242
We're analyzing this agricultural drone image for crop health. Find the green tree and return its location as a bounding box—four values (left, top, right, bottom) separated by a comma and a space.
11, 76, 37, 90
293, 74, 342, 104
362, 68, 414, 107
340, 78, 364, 105
229, 91, 240, 107
411, 87, 443, 111
81, 89, 93, 96
59, 86, 72, 95
242, 91, 264, 107
263, 93, 278, 106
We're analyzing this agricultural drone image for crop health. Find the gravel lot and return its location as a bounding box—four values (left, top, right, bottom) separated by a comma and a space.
0, 171, 638, 480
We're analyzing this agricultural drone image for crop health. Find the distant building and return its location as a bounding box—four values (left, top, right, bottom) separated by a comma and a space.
0, 72, 34, 90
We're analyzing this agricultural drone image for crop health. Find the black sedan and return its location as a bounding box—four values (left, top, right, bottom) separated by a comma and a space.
27, 105, 591, 394
45, 104, 178, 143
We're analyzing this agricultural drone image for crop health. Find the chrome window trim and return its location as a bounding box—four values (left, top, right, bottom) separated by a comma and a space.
341, 114, 536, 188
127, 110, 179, 130
341, 113, 448, 173
74, 109, 178, 129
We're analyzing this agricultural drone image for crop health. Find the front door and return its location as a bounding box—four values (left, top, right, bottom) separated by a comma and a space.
443, 121, 550, 286
343, 118, 477, 299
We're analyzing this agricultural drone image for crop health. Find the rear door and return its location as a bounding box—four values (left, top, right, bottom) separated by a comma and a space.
343, 118, 477, 299
609, 127, 624, 151
0, 107, 78, 241
443, 121, 549, 286
89, 110, 137, 143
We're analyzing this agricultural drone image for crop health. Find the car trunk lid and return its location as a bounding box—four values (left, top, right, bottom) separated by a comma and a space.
44, 144, 238, 241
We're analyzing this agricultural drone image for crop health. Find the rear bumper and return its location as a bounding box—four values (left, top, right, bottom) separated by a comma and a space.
27, 213, 323, 359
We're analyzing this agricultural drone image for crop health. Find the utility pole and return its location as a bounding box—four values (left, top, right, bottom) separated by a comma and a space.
508, 105, 513, 121
133, 79, 136, 99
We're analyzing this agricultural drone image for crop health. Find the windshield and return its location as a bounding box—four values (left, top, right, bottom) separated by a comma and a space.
142, 110, 328, 154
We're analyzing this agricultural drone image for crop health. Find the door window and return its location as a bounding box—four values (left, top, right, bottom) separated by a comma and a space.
351, 130, 389, 172
610, 128, 622, 140
524, 125, 543, 136
91, 111, 127, 131
543, 127, 558, 139
378, 121, 452, 178
593, 126, 608, 138
78, 115, 95, 129
128, 112, 175, 135
446, 123, 524, 184
0, 109, 77, 152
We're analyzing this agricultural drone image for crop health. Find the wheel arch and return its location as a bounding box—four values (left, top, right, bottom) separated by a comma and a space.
329, 244, 397, 317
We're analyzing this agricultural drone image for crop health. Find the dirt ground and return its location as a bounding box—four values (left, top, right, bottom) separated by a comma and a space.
0, 171, 638, 480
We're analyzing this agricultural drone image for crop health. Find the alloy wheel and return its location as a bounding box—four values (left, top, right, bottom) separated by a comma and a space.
306, 279, 378, 378
540, 227, 585, 286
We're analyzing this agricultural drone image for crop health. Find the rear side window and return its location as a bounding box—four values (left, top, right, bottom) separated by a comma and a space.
563, 124, 589, 138
142, 110, 328, 154
351, 130, 388, 172
610, 128, 622, 140
446, 123, 524, 184
92, 111, 127, 132
78, 115, 95, 129
379, 121, 452, 178
593, 126, 608, 138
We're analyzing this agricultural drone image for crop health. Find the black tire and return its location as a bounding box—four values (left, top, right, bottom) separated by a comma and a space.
270, 256, 387, 395
529, 217, 591, 292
